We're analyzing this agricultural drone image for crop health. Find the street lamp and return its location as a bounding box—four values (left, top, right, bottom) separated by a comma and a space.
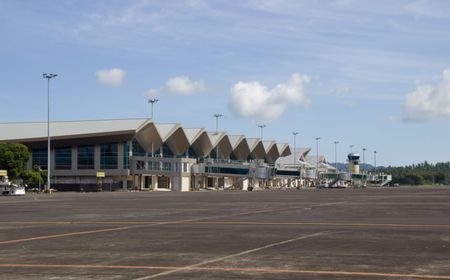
334, 141, 339, 171
374, 150, 377, 173
293, 132, 299, 165
258, 124, 266, 140
213, 114, 223, 161
362, 148, 366, 185
43, 73, 57, 192
315, 137, 321, 183
362, 148, 366, 172
148, 98, 159, 119
214, 114, 223, 132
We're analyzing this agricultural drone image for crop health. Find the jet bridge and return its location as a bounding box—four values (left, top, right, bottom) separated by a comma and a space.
191, 160, 277, 190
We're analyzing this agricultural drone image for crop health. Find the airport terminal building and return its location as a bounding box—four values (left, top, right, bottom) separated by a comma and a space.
0, 118, 301, 191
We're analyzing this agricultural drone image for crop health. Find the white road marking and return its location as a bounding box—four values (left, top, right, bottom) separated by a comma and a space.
133, 231, 329, 280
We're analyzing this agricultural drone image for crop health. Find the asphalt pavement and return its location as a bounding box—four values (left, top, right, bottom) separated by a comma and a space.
0, 187, 449, 279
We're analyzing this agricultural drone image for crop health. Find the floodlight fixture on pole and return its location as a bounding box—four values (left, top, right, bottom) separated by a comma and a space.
148, 98, 159, 119
315, 137, 321, 183
334, 141, 339, 171
258, 124, 266, 140
213, 113, 223, 161
43, 73, 58, 192
213, 113, 223, 132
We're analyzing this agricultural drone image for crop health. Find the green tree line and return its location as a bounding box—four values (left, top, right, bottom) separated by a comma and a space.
0, 142, 46, 185
380, 161, 450, 185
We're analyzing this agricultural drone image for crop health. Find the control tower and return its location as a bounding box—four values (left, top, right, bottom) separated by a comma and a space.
348, 153, 360, 174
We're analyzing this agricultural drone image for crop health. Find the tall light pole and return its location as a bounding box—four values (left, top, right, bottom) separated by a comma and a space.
213, 114, 223, 161
362, 148, 366, 172
148, 98, 159, 119
258, 124, 266, 140
43, 73, 57, 192
334, 141, 339, 171
374, 150, 377, 173
214, 113, 223, 132
315, 137, 321, 183
362, 147, 366, 185
293, 132, 299, 165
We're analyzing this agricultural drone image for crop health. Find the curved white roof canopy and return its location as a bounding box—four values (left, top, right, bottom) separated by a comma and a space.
276, 143, 291, 157
263, 140, 280, 164
208, 132, 233, 159
246, 138, 265, 160
228, 135, 250, 161
275, 147, 312, 168
0, 118, 163, 152
155, 124, 189, 156
0, 118, 150, 142
183, 128, 213, 158
0, 118, 293, 162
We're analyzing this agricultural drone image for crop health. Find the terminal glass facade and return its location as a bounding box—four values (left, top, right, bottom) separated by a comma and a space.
55, 147, 72, 170
101, 143, 118, 169
183, 147, 197, 159
32, 148, 47, 170
123, 141, 130, 169
78, 145, 95, 169
132, 140, 146, 156
156, 143, 174, 158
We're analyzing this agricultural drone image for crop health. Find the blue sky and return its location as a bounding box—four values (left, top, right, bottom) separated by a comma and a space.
1, 0, 450, 166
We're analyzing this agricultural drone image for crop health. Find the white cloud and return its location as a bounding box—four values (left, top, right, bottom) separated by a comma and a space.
95, 68, 125, 86
403, 69, 450, 122
166, 76, 205, 95
145, 76, 204, 99
229, 73, 310, 122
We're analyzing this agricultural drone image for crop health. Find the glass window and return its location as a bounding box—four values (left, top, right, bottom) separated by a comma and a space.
163, 162, 172, 171
132, 140, 146, 156
78, 145, 95, 169
183, 163, 190, 173
155, 143, 174, 158
101, 143, 118, 169
55, 147, 72, 170
32, 148, 47, 170
123, 141, 130, 169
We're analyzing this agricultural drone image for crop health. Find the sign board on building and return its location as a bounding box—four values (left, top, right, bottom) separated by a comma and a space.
96, 171, 105, 178
0, 170, 7, 176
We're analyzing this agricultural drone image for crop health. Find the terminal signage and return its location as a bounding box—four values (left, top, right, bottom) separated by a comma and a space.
0, 170, 7, 176
96, 171, 105, 178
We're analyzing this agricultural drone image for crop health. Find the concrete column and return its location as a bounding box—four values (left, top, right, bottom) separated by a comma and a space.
133, 175, 140, 190
72, 146, 77, 170
122, 177, 127, 190
152, 175, 158, 191
117, 142, 124, 171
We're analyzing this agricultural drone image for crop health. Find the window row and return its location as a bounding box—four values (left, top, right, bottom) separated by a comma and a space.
32, 143, 122, 170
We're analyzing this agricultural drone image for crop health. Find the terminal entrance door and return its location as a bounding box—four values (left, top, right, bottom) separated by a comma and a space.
144, 176, 152, 189
158, 176, 170, 189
